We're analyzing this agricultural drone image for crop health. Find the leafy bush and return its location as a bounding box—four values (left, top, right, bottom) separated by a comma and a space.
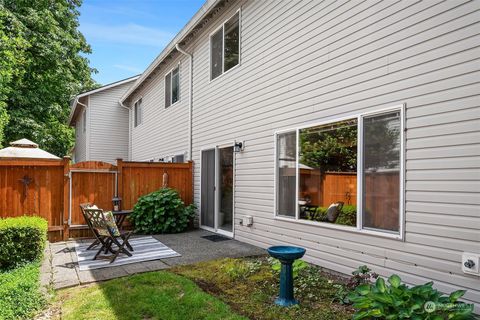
131, 188, 196, 234
0, 262, 44, 320
0, 216, 48, 270
335, 205, 357, 226
305, 205, 357, 226
348, 274, 474, 319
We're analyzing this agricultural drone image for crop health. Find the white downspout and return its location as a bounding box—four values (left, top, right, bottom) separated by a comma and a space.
175, 43, 193, 161
75, 97, 89, 161
119, 100, 132, 161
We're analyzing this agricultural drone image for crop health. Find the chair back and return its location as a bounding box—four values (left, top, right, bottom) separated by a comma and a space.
84, 208, 120, 237
80, 203, 92, 225
325, 201, 344, 223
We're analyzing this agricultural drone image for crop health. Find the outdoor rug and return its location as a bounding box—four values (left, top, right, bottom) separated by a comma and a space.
74, 236, 180, 271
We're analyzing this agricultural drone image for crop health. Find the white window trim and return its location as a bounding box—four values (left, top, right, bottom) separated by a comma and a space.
209, 8, 241, 82
165, 64, 180, 108
273, 104, 406, 240
133, 97, 143, 127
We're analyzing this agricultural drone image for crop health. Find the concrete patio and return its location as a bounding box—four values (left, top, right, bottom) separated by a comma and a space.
40, 229, 265, 290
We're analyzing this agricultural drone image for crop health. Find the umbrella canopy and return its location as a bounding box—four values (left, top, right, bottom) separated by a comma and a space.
0, 138, 60, 159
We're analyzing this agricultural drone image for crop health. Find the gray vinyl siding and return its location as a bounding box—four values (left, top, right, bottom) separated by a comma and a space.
131, 0, 480, 309
88, 82, 131, 164
129, 57, 189, 161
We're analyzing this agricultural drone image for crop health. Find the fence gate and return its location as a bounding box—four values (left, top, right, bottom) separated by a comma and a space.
68, 161, 117, 238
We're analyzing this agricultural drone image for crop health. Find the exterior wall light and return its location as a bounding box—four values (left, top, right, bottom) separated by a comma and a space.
234, 141, 244, 153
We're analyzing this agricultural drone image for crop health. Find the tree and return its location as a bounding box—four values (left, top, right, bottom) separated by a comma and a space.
0, 7, 27, 147
0, 0, 96, 156
299, 117, 400, 172
299, 120, 358, 172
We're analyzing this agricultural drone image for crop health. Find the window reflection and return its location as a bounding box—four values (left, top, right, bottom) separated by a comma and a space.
298, 120, 358, 226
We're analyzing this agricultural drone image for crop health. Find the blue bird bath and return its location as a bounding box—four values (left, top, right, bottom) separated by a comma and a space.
267, 245, 306, 307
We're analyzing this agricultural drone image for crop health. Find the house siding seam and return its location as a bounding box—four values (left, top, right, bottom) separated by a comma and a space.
129, 0, 480, 310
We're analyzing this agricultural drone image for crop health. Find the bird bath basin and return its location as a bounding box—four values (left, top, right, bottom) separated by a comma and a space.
267, 246, 306, 307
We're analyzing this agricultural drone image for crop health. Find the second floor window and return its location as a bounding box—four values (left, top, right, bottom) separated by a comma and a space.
134, 98, 142, 127
165, 66, 180, 108
210, 11, 240, 80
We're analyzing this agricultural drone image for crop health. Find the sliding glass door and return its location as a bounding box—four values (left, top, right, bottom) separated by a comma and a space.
200, 146, 234, 236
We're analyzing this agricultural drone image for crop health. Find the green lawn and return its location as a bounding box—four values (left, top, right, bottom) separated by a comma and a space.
57, 271, 246, 320
54, 257, 353, 320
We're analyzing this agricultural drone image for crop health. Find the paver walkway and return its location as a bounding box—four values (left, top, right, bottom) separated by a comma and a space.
40, 229, 265, 290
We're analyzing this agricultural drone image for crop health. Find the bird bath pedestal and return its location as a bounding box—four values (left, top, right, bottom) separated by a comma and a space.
267, 245, 306, 307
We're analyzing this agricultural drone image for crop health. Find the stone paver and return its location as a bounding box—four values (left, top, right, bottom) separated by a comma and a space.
41, 229, 266, 289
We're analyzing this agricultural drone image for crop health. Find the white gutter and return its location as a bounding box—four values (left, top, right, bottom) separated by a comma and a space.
176, 43, 193, 161
119, 0, 222, 104
119, 100, 132, 161
75, 97, 88, 110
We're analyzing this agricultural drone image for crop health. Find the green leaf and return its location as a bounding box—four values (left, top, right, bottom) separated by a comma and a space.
356, 284, 371, 296
448, 290, 465, 302
376, 277, 386, 293
388, 275, 401, 288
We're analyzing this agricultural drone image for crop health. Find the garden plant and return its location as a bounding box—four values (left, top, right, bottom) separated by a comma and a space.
130, 187, 196, 234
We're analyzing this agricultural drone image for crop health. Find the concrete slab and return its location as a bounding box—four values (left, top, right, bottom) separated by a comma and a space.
42, 229, 265, 289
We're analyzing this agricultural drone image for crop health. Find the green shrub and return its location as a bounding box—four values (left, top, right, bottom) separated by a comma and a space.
305, 205, 357, 226
335, 205, 357, 226
0, 216, 48, 270
348, 274, 474, 319
131, 188, 196, 234
0, 262, 44, 320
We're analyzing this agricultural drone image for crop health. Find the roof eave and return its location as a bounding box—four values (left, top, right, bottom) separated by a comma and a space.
120, 0, 224, 104
68, 75, 140, 126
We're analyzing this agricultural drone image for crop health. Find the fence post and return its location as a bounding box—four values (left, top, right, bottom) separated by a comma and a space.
62, 156, 71, 241
188, 160, 194, 205
117, 158, 123, 203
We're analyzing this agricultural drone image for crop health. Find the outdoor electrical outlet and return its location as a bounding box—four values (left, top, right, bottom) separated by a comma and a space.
462, 252, 480, 275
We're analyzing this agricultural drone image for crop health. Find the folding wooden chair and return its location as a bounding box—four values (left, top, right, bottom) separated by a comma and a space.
83, 207, 133, 263
80, 203, 109, 251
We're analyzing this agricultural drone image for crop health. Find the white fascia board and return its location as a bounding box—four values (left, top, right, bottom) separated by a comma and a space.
119, 0, 223, 104
68, 75, 140, 125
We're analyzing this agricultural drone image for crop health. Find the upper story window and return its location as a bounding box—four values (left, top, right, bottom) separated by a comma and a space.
134, 98, 142, 127
275, 107, 404, 237
82, 110, 87, 132
210, 11, 240, 80
165, 66, 180, 108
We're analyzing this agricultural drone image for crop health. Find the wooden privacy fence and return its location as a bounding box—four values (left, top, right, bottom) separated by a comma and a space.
299, 170, 399, 230
0, 158, 193, 241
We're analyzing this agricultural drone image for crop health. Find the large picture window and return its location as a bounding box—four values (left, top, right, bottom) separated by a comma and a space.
210, 11, 240, 80
275, 107, 403, 236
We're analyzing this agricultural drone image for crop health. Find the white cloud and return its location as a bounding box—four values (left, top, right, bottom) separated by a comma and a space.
80, 23, 174, 48
113, 64, 143, 73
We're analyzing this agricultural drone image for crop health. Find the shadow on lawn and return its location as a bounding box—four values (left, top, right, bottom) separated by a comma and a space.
53, 230, 267, 320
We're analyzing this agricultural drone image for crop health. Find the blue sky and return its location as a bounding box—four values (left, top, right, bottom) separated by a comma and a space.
79, 0, 205, 85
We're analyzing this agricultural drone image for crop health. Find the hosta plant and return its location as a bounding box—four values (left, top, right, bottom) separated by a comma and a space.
348, 274, 474, 319
131, 188, 195, 234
